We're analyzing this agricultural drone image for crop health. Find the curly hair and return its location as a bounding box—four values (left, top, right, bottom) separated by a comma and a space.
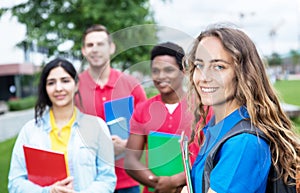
185, 24, 300, 185
150, 42, 185, 71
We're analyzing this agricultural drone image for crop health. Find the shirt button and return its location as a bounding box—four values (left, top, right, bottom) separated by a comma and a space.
169, 117, 173, 120
102, 97, 106, 101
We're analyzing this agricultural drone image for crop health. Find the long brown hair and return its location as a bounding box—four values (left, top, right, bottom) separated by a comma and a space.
35, 58, 81, 124
185, 24, 300, 184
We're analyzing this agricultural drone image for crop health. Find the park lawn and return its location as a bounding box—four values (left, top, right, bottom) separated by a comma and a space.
273, 80, 300, 133
274, 80, 300, 106
293, 117, 300, 135
0, 81, 299, 193
0, 137, 16, 193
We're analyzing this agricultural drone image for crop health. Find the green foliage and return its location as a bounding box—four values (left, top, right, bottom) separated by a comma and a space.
112, 28, 157, 71
0, 137, 16, 193
289, 49, 300, 65
7, 96, 37, 111
267, 52, 282, 66
0, 82, 300, 193
0, 0, 159, 70
144, 86, 158, 98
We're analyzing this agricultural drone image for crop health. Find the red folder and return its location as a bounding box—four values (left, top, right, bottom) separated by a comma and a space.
23, 145, 67, 186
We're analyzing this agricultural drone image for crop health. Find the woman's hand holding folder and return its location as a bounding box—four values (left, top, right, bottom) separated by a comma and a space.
50, 176, 74, 193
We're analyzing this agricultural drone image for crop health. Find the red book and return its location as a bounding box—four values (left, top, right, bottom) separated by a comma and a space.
23, 145, 67, 187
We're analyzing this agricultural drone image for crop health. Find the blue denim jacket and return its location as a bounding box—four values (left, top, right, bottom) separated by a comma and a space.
8, 108, 116, 193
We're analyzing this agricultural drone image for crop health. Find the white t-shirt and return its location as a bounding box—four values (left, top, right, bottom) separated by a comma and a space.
165, 103, 179, 114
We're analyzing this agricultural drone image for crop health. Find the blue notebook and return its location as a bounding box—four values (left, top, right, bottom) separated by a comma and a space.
106, 117, 128, 139
107, 117, 128, 160
104, 96, 134, 138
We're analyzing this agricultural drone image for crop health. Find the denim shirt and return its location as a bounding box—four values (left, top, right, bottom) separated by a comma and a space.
8, 108, 116, 193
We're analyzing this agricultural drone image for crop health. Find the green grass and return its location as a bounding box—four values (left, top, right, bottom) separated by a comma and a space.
273, 80, 300, 133
274, 80, 300, 106
291, 117, 300, 135
0, 80, 299, 192
0, 137, 16, 193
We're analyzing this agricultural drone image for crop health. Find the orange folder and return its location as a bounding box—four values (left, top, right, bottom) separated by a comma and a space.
23, 145, 67, 186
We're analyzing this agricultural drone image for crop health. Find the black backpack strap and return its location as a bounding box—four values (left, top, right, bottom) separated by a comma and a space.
266, 166, 297, 193
202, 120, 268, 193
202, 120, 296, 193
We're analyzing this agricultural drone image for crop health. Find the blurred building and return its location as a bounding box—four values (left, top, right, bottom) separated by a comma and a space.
0, 63, 40, 101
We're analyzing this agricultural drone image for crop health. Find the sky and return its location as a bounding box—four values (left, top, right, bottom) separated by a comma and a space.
0, 1, 26, 64
0, 0, 300, 64
150, 0, 300, 57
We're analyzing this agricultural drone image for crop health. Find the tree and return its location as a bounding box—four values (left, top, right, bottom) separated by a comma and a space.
289, 49, 300, 74
0, 0, 159, 70
290, 49, 300, 65
267, 52, 282, 66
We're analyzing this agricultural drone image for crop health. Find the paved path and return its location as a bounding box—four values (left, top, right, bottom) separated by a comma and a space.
0, 108, 34, 142
281, 103, 300, 118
